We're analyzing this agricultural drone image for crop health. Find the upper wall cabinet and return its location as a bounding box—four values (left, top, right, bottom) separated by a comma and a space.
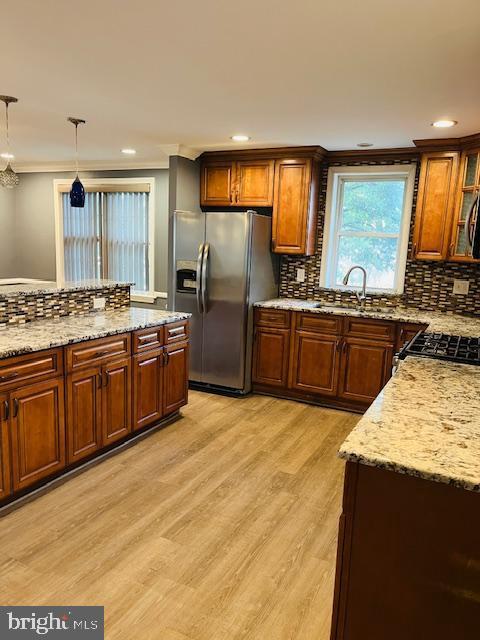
201, 159, 274, 207
412, 151, 460, 261
200, 148, 323, 255
272, 158, 318, 256
449, 149, 480, 262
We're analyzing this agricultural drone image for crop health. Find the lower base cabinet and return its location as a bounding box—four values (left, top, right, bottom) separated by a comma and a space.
0, 319, 189, 507
0, 394, 11, 499
338, 338, 393, 404
133, 348, 164, 432
163, 341, 189, 414
10, 378, 66, 492
252, 309, 408, 411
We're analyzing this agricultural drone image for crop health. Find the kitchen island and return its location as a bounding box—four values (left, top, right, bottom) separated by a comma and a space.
330, 356, 480, 640
0, 304, 191, 513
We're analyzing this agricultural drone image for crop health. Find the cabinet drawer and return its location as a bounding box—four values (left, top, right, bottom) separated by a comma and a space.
165, 321, 189, 344
254, 308, 291, 329
295, 312, 342, 335
66, 334, 131, 371
133, 326, 164, 353
344, 317, 395, 342
0, 348, 63, 391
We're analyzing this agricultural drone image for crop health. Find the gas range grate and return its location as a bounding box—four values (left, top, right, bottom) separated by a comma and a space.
399, 332, 480, 366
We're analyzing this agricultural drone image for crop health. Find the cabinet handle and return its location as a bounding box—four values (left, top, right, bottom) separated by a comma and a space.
104, 371, 109, 387
164, 352, 170, 366
169, 326, 184, 335
3, 400, 9, 421
97, 373, 103, 389
449, 243, 454, 257
342, 341, 347, 354
0, 372, 19, 383
12, 398, 19, 419
411, 242, 417, 259
399, 328, 405, 343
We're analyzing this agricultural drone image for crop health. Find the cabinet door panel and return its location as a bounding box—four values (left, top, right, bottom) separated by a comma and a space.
0, 394, 11, 500
67, 367, 102, 464
163, 341, 189, 415
201, 163, 234, 206
133, 350, 163, 431
252, 328, 290, 388
290, 332, 339, 396
102, 358, 132, 446
413, 152, 459, 261
339, 339, 393, 404
11, 379, 65, 491
236, 160, 274, 206
272, 159, 311, 254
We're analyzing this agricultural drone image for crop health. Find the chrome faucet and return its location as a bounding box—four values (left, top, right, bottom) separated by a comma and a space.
342, 265, 367, 311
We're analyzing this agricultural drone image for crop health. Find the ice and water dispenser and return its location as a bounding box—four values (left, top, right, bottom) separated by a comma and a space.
176, 260, 197, 294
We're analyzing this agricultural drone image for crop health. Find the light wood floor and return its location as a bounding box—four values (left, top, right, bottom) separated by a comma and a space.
0, 391, 359, 640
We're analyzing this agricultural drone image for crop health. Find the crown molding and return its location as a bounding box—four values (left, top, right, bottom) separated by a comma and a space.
413, 131, 480, 152
200, 145, 327, 162
327, 147, 419, 163
159, 144, 202, 161
14, 160, 169, 173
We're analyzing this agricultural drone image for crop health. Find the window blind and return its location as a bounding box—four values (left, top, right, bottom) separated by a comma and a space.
62, 190, 150, 292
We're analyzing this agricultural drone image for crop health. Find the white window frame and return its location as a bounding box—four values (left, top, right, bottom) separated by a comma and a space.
319, 164, 416, 295
53, 178, 156, 303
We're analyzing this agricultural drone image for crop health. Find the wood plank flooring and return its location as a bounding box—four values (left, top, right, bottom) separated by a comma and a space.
0, 391, 359, 640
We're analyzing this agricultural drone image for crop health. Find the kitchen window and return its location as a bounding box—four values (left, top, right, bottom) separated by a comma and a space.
320, 165, 415, 294
54, 178, 155, 300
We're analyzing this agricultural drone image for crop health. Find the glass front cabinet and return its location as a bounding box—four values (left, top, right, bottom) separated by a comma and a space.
449, 149, 480, 262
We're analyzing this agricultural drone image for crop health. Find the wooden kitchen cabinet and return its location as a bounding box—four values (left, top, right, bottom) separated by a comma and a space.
252, 327, 290, 388
163, 341, 189, 414
67, 367, 102, 464
449, 148, 480, 262
338, 338, 393, 404
102, 357, 132, 446
132, 348, 164, 432
201, 161, 235, 206
289, 331, 340, 396
253, 309, 397, 411
10, 378, 66, 492
201, 159, 274, 207
0, 394, 11, 500
412, 152, 460, 261
272, 158, 318, 255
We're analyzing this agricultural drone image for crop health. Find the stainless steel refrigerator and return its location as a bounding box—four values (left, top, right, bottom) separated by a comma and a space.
170, 210, 279, 394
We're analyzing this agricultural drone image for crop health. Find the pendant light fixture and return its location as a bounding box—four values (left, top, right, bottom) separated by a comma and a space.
67, 116, 86, 207
0, 95, 19, 189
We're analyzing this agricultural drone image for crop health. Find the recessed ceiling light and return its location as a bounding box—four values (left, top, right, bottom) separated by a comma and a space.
0, 152, 14, 159
230, 135, 250, 142
121, 148, 136, 155
357, 142, 373, 148
432, 120, 457, 128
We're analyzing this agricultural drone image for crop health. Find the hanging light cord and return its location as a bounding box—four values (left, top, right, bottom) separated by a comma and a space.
74, 122, 79, 176
5, 101, 10, 156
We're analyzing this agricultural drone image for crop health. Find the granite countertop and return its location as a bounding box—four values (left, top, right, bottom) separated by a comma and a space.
254, 298, 480, 337
0, 307, 190, 359
339, 357, 480, 493
0, 279, 133, 298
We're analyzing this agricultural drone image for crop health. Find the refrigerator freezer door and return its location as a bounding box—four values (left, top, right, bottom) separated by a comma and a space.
202, 212, 251, 390
172, 210, 206, 383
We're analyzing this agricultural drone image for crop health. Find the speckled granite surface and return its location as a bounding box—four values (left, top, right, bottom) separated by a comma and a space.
0, 308, 190, 358
254, 298, 480, 337
0, 279, 133, 298
339, 357, 480, 493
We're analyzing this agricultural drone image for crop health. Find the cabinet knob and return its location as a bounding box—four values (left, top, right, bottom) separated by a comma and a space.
2, 399, 9, 421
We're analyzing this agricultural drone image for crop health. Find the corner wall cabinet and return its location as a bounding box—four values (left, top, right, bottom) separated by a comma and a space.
253, 309, 425, 412
449, 148, 480, 262
200, 147, 323, 255
0, 319, 189, 508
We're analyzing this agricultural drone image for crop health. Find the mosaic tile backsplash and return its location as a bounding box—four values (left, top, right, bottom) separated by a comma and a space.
280, 158, 480, 315
0, 284, 131, 327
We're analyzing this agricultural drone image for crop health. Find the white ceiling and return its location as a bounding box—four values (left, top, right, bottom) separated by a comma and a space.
1, 0, 480, 170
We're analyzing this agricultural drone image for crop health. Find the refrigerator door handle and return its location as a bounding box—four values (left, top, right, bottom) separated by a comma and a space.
196, 243, 205, 314
201, 243, 210, 313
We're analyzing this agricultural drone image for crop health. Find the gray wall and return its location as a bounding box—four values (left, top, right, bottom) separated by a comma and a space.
7, 168, 169, 291
0, 187, 16, 277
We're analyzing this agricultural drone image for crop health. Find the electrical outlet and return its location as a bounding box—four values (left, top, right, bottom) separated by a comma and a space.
93, 297, 106, 310
453, 279, 469, 295
296, 268, 306, 283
